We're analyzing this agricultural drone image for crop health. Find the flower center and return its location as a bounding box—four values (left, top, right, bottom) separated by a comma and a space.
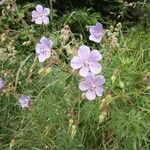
95, 31, 101, 38
84, 60, 90, 67
41, 49, 47, 55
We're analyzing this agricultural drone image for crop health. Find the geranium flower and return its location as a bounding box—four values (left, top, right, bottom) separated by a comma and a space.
0, 77, 4, 90
79, 73, 105, 100
70, 45, 102, 77
36, 36, 53, 62
89, 22, 105, 43
32, 4, 50, 25
0, 0, 4, 5
19, 95, 31, 108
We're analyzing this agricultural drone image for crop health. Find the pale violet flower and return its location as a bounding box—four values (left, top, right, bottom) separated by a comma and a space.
89, 22, 105, 43
70, 45, 102, 77
32, 4, 50, 25
0, 0, 4, 5
19, 95, 31, 108
79, 73, 105, 100
36, 36, 53, 62
0, 77, 4, 90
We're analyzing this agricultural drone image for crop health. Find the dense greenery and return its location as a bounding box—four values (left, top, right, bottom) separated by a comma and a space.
0, 0, 150, 149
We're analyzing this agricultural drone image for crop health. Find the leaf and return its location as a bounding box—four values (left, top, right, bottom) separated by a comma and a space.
65, 75, 72, 86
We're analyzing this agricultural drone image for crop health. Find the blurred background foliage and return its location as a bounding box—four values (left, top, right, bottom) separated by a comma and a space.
16, 0, 150, 26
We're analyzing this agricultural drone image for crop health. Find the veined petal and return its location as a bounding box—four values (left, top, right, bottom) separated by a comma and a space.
85, 89, 96, 100
96, 22, 103, 30
85, 73, 95, 83
90, 50, 102, 61
40, 37, 52, 48
94, 75, 105, 86
32, 10, 39, 18
35, 17, 43, 24
43, 8, 50, 15
89, 35, 101, 43
78, 45, 90, 60
35, 43, 42, 54
38, 54, 47, 62
79, 81, 91, 91
79, 66, 89, 77
42, 16, 49, 25
95, 86, 104, 96
89, 62, 101, 74
36, 5, 43, 13
71, 56, 83, 69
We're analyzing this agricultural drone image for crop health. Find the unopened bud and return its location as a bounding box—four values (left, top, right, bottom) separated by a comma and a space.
99, 112, 107, 123
26, 41, 31, 46
7, 5, 11, 10
111, 75, 116, 83
117, 22, 122, 29
110, 25, 114, 31
119, 81, 125, 89
1, 37, 6, 43
71, 125, 77, 139
22, 42, 27, 46
69, 119, 74, 129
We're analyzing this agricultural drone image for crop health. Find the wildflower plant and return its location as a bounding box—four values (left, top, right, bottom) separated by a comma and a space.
89, 22, 105, 43
70, 45, 102, 77
36, 36, 53, 62
31, 4, 50, 25
79, 74, 105, 100
2, 1, 149, 149
19, 95, 31, 108
0, 77, 4, 90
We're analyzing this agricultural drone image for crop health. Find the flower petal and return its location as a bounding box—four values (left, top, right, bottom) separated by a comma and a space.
79, 66, 89, 77
89, 63, 101, 74
94, 75, 105, 86
71, 56, 83, 69
32, 10, 39, 18
89, 26, 97, 34
96, 22, 103, 30
43, 8, 50, 15
85, 73, 95, 83
95, 86, 104, 96
85, 89, 96, 100
42, 16, 49, 25
89, 35, 101, 43
38, 54, 47, 62
78, 45, 90, 60
36, 5, 43, 13
90, 50, 102, 61
40, 37, 52, 48
35, 44, 42, 54
35, 17, 43, 24
79, 81, 91, 91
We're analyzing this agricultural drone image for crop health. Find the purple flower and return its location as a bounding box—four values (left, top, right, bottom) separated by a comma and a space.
31, 4, 50, 25
70, 45, 102, 77
89, 22, 105, 43
19, 95, 31, 108
36, 36, 53, 62
0, 0, 4, 5
79, 73, 105, 100
0, 77, 4, 90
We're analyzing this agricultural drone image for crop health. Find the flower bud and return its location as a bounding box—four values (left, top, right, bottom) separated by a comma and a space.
119, 81, 125, 89
7, 5, 11, 10
1, 37, 6, 43
71, 125, 77, 139
26, 41, 31, 46
69, 119, 74, 129
111, 75, 116, 83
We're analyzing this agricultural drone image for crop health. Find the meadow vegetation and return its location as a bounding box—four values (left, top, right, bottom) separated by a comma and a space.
0, 0, 150, 149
